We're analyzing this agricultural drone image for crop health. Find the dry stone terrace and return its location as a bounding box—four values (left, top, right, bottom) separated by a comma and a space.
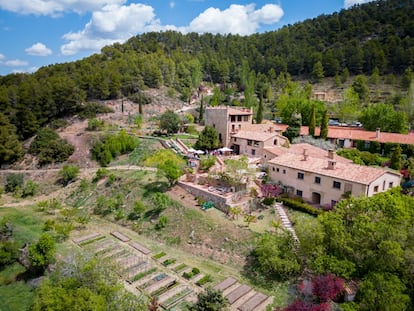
71, 232, 273, 310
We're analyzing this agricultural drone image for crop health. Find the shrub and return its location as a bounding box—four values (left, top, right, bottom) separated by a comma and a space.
199, 156, 216, 171
59, 165, 80, 186
155, 215, 168, 230
5, 173, 24, 193
162, 258, 176, 266
22, 180, 38, 197
262, 197, 275, 206
29, 128, 74, 165
196, 274, 213, 286
87, 118, 105, 131
91, 130, 138, 166
94, 168, 108, 182
279, 198, 323, 216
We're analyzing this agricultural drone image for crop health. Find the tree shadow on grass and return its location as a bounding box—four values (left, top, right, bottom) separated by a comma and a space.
143, 207, 165, 220
142, 181, 169, 198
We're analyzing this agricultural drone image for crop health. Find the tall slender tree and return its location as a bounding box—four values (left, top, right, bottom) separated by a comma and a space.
309, 104, 316, 136
320, 110, 329, 140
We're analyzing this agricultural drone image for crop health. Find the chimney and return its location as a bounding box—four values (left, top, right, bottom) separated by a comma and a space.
328, 160, 336, 170
269, 126, 274, 133
376, 128, 380, 139
302, 149, 308, 161
328, 149, 335, 159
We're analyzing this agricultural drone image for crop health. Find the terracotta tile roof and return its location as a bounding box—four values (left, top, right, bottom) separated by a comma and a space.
271, 123, 414, 145
325, 127, 414, 145
232, 130, 281, 142
268, 152, 400, 185
288, 143, 353, 163
241, 123, 285, 133
263, 143, 352, 163
263, 147, 286, 157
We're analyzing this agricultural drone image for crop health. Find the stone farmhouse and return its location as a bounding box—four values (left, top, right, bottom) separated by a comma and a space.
267, 146, 401, 207
204, 106, 402, 207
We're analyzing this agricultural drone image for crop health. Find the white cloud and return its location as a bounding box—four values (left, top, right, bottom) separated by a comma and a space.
344, 0, 374, 8
5, 59, 28, 66
170, 1, 175, 9
60, 2, 283, 56
60, 3, 166, 55
185, 3, 283, 35
0, 53, 5, 60
0, 0, 126, 16
25, 42, 52, 56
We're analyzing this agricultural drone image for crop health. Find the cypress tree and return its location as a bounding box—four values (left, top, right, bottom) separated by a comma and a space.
309, 103, 316, 137
320, 110, 329, 140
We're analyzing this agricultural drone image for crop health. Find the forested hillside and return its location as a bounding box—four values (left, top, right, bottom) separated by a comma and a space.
0, 0, 413, 164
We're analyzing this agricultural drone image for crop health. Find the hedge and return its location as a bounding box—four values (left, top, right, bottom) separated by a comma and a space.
279, 198, 323, 216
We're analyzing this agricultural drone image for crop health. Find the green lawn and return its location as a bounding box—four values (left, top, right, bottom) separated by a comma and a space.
0, 264, 34, 311
0, 207, 44, 244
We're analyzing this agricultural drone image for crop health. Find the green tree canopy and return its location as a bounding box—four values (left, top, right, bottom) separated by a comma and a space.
298, 189, 414, 308
359, 103, 408, 133
253, 232, 301, 280
0, 113, 23, 165
195, 125, 220, 151
28, 233, 56, 273
189, 287, 229, 311
31, 255, 146, 311
284, 111, 302, 142
159, 110, 180, 134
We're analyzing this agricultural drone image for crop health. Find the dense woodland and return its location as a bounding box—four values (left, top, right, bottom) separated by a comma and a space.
0, 0, 413, 159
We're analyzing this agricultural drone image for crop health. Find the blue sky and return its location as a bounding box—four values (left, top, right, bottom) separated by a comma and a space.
0, 0, 374, 76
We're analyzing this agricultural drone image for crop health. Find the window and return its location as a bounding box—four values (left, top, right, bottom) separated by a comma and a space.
231, 124, 235, 132
374, 185, 379, 192
283, 169, 286, 174
254, 140, 259, 147
231, 116, 236, 122
272, 167, 275, 171
238, 124, 241, 130
389, 182, 394, 188
296, 190, 303, 197
234, 137, 237, 142
383, 180, 386, 190
297, 172, 304, 180
237, 116, 242, 122
314, 176, 321, 184
251, 149, 256, 156
333, 181, 341, 189
247, 140, 252, 146
276, 168, 280, 172
243, 116, 248, 122
273, 139, 278, 145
